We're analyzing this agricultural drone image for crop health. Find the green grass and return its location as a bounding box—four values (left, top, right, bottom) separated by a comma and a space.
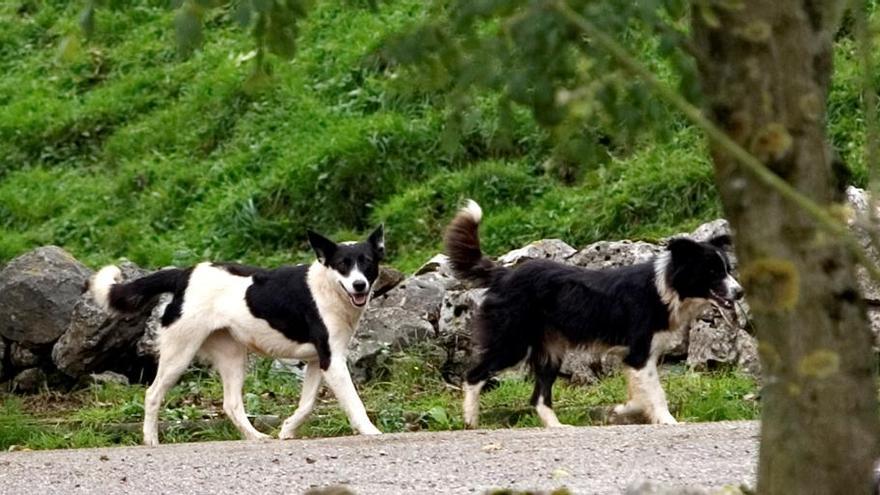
8, 1, 874, 274
0, 350, 760, 450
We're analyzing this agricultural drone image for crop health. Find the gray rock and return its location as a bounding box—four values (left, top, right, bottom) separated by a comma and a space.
497, 239, 576, 266
568, 240, 662, 269
349, 307, 435, 382
139, 293, 172, 358
438, 289, 486, 341
0, 339, 6, 382
843, 187, 880, 349
436, 288, 487, 382
847, 185, 870, 212
683, 219, 731, 243
415, 254, 450, 276
372, 274, 448, 326
89, 371, 130, 386
373, 266, 405, 298
561, 350, 622, 385
734, 328, 761, 376
11, 368, 46, 393
0, 246, 92, 346
686, 304, 757, 375
52, 295, 154, 378
9, 343, 40, 368
858, 268, 880, 303
844, 187, 880, 301
52, 261, 158, 378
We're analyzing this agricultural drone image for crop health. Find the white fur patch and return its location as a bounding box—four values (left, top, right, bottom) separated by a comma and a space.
90, 265, 122, 312
723, 274, 742, 298
653, 252, 711, 330
463, 380, 486, 428
621, 354, 677, 425
334, 265, 370, 306
462, 199, 483, 223
653, 251, 676, 310
535, 396, 565, 428
307, 261, 367, 338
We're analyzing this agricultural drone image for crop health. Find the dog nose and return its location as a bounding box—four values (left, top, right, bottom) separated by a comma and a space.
353, 280, 367, 292
733, 286, 744, 300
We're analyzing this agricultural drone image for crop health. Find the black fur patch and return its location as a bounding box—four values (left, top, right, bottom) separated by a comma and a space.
157, 268, 193, 327
108, 268, 192, 318
242, 264, 333, 369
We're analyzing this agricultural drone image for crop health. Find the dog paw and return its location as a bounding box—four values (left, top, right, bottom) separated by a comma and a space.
278, 429, 298, 440
359, 426, 382, 435
247, 432, 272, 441
652, 413, 678, 425
143, 437, 159, 448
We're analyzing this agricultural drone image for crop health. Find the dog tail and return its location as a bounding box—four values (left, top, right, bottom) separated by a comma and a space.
89, 265, 188, 313
444, 200, 501, 286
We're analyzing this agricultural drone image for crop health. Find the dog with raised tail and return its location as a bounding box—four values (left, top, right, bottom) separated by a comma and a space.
445, 200, 743, 428
89, 226, 386, 446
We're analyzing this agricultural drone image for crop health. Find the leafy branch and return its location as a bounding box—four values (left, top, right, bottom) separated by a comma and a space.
552, 0, 880, 283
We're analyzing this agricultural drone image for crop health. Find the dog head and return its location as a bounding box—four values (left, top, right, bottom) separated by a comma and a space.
307, 225, 385, 308
660, 235, 743, 310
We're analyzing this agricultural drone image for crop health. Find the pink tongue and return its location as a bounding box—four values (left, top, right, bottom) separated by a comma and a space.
353, 293, 367, 305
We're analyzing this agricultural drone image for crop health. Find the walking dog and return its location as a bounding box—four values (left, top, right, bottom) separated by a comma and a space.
89, 227, 385, 446
444, 201, 743, 427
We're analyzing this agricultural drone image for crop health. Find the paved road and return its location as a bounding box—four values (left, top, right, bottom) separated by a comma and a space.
0, 421, 758, 495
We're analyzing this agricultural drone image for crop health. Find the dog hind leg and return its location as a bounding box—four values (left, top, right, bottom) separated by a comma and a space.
530, 355, 567, 428
201, 330, 269, 441
143, 321, 208, 447
463, 342, 530, 429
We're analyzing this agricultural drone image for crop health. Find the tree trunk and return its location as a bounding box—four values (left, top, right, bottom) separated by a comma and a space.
692, 2, 879, 493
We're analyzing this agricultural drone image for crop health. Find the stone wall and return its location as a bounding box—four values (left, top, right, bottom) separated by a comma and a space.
3, 187, 879, 392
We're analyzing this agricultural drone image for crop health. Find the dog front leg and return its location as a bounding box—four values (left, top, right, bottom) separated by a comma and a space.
279, 361, 322, 439
612, 366, 647, 418
321, 357, 381, 435
621, 355, 676, 425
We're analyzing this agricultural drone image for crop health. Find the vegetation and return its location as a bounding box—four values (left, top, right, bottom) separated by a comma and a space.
0, 0, 851, 273
0, 351, 759, 450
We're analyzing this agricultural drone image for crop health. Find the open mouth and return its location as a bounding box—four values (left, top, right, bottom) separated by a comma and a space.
709, 290, 735, 310
349, 292, 368, 307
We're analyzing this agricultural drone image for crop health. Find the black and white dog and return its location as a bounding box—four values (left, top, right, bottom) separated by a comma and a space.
89, 227, 385, 446
445, 201, 743, 428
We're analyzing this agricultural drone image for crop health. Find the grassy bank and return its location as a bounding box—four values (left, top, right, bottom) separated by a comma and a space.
3, 1, 872, 273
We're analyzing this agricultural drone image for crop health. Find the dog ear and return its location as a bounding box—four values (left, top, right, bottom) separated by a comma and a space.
307, 230, 337, 264
368, 224, 385, 260
708, 234, 732, 250
667, 237, 701, 259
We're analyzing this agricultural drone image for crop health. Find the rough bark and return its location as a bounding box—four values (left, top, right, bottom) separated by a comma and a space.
693, 2, 879, 494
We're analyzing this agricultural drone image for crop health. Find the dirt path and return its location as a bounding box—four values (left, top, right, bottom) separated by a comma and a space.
0, 421, 758, 494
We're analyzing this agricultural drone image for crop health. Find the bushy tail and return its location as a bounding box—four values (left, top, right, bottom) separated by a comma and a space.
444, 200, 500, 286
89, 265, 188, 313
